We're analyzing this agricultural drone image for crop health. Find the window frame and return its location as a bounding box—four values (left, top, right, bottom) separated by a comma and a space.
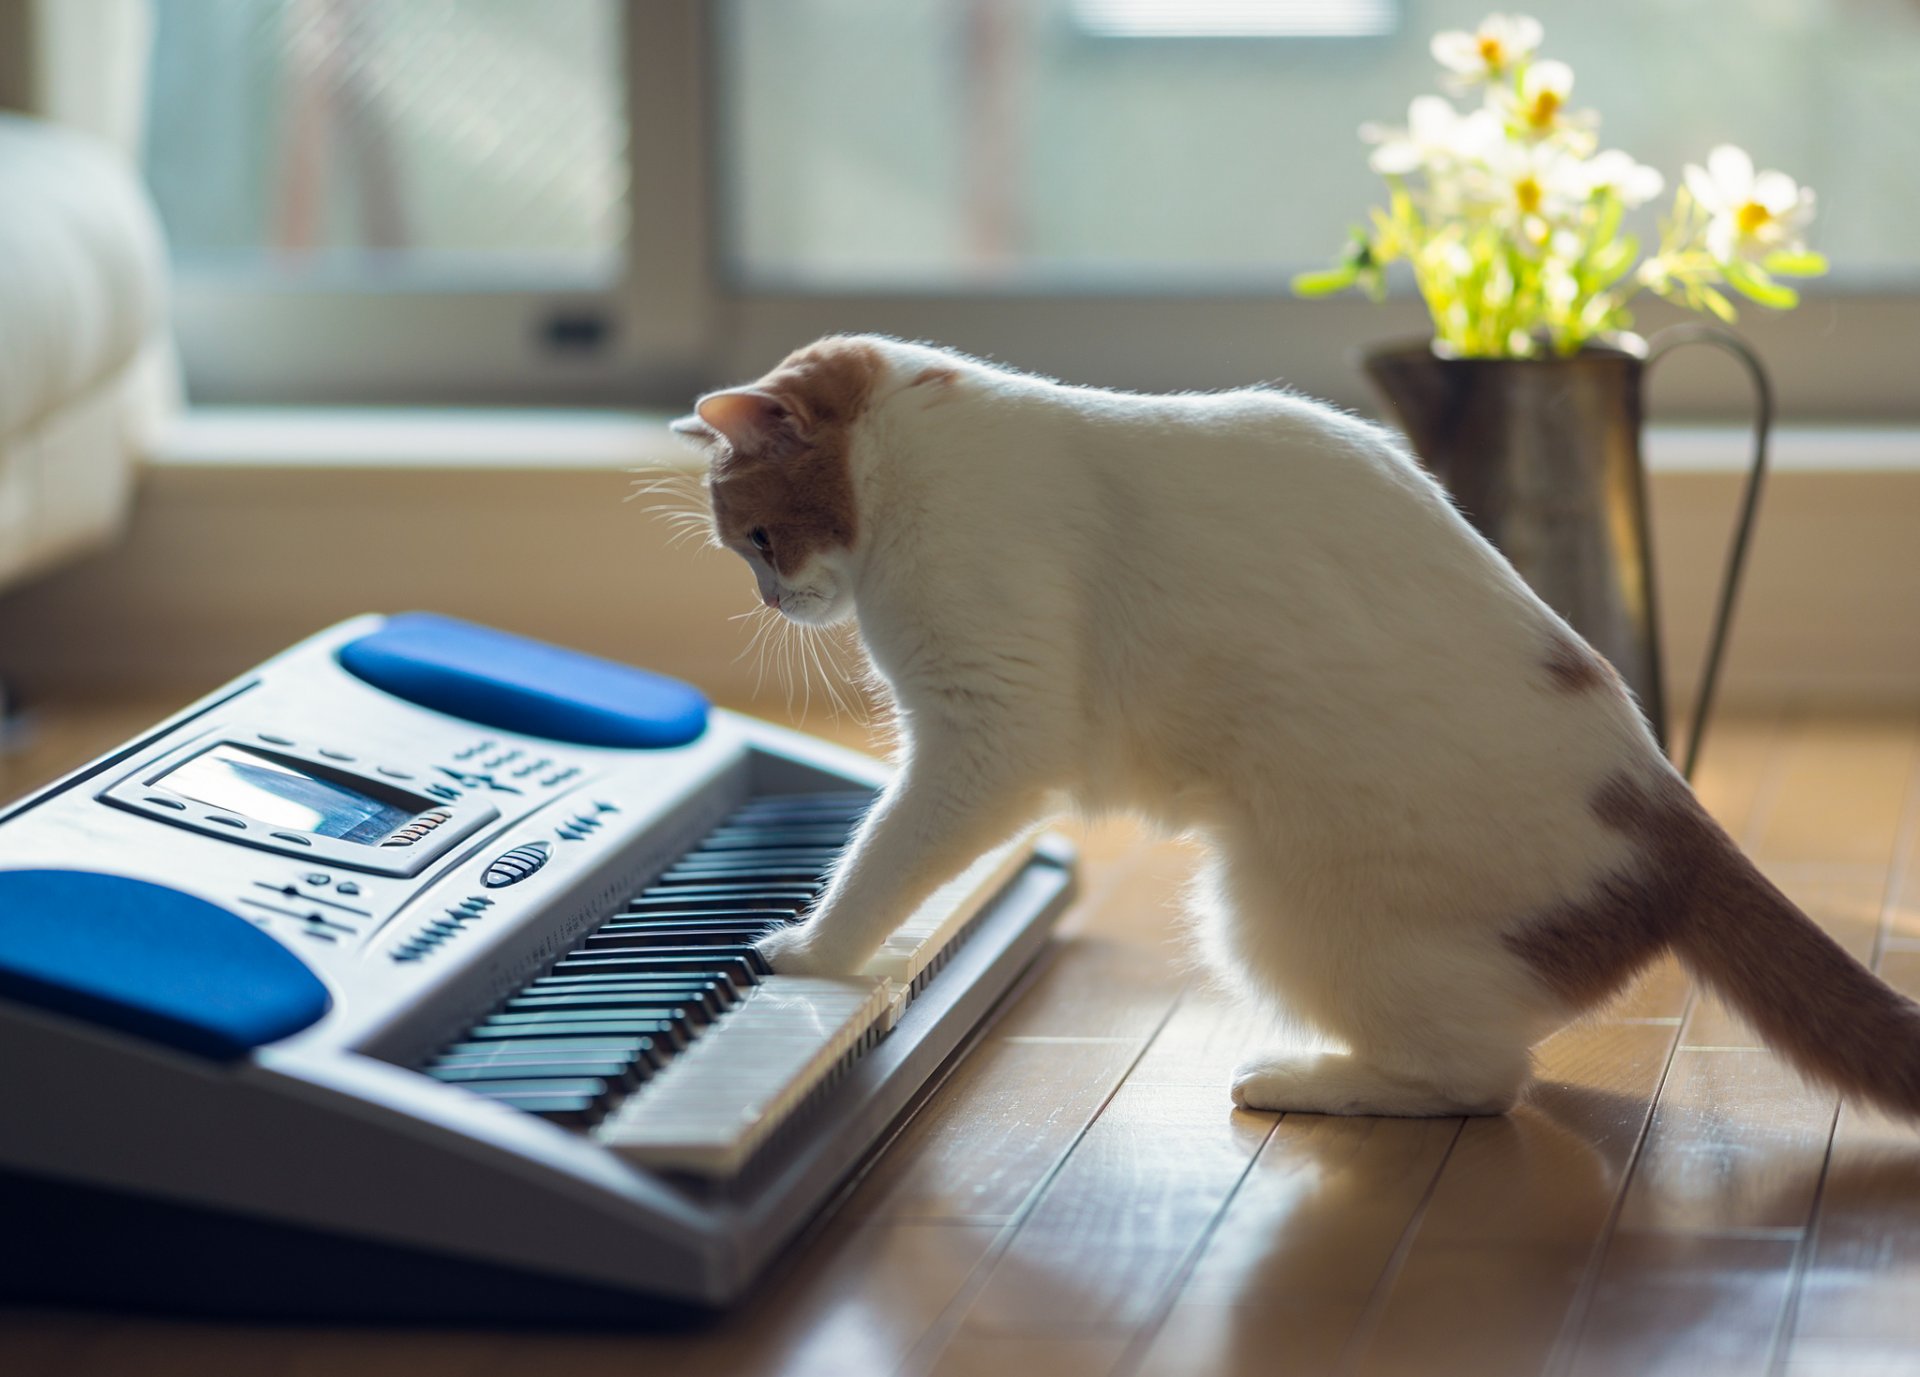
167, 0, 1920, 422
167, 1, 715, 407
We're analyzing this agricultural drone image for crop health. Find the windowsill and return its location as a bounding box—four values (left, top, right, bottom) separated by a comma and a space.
145, 406, 1920, 475
146, 408, 696, 471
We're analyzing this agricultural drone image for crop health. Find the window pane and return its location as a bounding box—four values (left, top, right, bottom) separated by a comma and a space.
720, 0, 1916, 289
145, 0, 628, 280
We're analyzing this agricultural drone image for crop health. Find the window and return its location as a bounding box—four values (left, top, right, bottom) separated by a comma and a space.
712, 0, 1920, 420
145, 0, 709, 405
720, 0, 1920, 288
143, 0, 1920, 419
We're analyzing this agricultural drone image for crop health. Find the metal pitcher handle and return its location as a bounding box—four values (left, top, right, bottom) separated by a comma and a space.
1644, 324, 1775, 782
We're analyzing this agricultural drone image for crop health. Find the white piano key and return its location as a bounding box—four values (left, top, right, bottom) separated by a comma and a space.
595, 975, 890, 1175
859, 833, 1036, 1022
593, 833, 1039, 1177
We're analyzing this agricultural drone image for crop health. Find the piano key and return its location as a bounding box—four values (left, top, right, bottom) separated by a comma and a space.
505, 991, 717, 1023
664, 854, 841, 872
694, 832, 856, 851
596, 909, 796, 930
523, 975, 738, 1011
550, 949, 766, 986
855, 836, 1034, 1004
589, 927, 792, 948
484, 1006, 702, 1031
629, 887, 816, 908
673, 844, 843, 859
660, 864, 831, 884
596, 976, 892, 1175
431, 1060, 639, 1085
465, 1018, 685, 1043
727, 792, 873, 818
466, 1088, 604, 1125
628, 884, 813, 901
441, 1036, 669, 1068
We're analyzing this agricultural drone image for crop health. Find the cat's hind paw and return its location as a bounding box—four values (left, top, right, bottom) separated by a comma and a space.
1229, 1052, 1522, 1117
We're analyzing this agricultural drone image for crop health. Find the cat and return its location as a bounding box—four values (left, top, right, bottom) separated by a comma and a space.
670, 334, 1920, 1119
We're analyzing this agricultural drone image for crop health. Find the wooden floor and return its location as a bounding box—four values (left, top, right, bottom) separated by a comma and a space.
4, 700, 1920, 1376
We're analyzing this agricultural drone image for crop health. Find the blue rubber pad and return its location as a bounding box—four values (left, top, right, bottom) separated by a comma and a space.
337, 612, 709, 749
0, 870, 331, 1061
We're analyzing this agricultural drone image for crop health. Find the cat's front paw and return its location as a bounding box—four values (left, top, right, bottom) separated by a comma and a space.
755, 923, 864, 978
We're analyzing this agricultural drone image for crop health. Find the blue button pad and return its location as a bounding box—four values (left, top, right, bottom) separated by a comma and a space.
338, 613, 709, 749
0, 870, 331, 1060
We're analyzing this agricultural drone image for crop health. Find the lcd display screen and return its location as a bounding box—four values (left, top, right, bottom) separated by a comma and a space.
160, 743, 423, 844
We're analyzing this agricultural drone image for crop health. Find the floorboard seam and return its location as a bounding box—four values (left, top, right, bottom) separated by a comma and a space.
890, 974, 1194, 1376
1106, 1109, 1283, 1377
1330, 1114, 1468, 1377
1768, 717, 1920, 1376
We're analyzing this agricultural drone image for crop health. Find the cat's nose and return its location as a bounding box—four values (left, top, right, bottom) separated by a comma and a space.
763, 590, 782, 610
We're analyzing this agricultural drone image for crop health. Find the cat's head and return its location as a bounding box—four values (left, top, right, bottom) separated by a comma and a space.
671, 338, 885, 626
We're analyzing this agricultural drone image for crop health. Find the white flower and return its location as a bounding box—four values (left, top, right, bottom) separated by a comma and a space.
1684, 145, 1817, 261
1431, 14, 1543, 86
1495, 59, 1598, 149
1580, 149, 1664, 207
1476, 140, 1584, 243
1361, 97, 1500, 176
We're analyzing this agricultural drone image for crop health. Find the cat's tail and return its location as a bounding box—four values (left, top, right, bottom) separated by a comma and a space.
1668, 817, 1920, 1120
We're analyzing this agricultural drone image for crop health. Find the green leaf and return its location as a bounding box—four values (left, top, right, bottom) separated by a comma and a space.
1292, 265, 1361, 297
1726, 263, 1800, 309
1694, 284, 1739, 323
1764, 250, 1830, 277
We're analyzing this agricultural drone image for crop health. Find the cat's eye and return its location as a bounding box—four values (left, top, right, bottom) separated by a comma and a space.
749, 527, 772, 553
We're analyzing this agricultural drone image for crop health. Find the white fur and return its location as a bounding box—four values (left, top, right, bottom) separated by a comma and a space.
718, 337, 1669, 1117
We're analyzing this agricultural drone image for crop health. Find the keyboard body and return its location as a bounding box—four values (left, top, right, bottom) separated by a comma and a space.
0, 614, 1074, 1321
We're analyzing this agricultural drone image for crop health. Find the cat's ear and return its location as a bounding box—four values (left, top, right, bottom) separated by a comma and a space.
686, 388, 792, 455
668, 413, 722, 449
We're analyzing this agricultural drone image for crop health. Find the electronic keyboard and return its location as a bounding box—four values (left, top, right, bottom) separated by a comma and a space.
0, 613, 1074, 1322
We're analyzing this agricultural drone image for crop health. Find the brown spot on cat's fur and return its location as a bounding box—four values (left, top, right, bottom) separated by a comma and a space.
1543, 630, 1618, 694
909, 366, 960, 395
706, 338, 882, 574
1506, 769, 1920, 1118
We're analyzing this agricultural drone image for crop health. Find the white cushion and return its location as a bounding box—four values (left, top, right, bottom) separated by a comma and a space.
0, 112, 168, 444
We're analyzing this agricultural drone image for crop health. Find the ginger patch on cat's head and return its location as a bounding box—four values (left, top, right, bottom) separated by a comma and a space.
670, 337, 883, 622
672, 337, 882, 575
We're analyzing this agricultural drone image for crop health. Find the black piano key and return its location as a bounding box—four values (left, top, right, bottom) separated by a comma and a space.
629, 895, 812, 914
695, 831, 855, 851
667, 846, 839, 860
465, 1086, 604, 1124
728, 791, 873, 818
631, 884, 817, 905
598, 908, 796, 928
486, 1002, 705, 1030
430, 1059, 639, 1085
550, 950, 765, 986
470, 1011, 688, 1045
590, 916, 790, 939
505, 989, 718, 1020
563, 942, 773, 975
583, 926, 781, 950
661, 863, 831, 884
465, 1018, 685, 1043
441, 1035, 669, 1068
522, 975, 737, 1012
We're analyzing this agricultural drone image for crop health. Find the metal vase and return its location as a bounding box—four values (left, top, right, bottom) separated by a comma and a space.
1362, 329, 1773, 775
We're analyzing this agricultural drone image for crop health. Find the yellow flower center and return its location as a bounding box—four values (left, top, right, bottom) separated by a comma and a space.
1478, 35, 1506, 67
1735, 200, 1773, 236
1527, 90, 1562, 129
1515, 175, 1544, 215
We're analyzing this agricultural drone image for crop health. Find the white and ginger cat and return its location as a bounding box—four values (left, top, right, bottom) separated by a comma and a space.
671, 335, 1920, 1119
